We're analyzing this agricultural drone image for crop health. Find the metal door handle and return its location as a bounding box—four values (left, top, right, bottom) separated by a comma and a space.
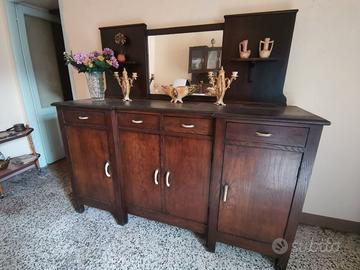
181, 124, 195, 129
154, 169, 159, 185
78, 116, 89, 120
104, 161, 111, 178
256, 131, 272, 137
131, 119, 143, 124
165, 171, 171, 187
223, 184, 229, 202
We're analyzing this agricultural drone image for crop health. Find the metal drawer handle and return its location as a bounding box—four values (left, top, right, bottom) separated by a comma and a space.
165, 171, 171, 188
104, 161, 111, 178
256, 131, 272, 137
78, 116, 89, 120
154, 169, 159, 185
181, 124, 195, 129
131, 119, 143, 124
223, 184, 229, 202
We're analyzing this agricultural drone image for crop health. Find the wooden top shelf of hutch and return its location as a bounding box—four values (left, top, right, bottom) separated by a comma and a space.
230, 58, 279, 63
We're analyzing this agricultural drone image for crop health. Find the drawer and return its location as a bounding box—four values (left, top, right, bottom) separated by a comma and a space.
226, 122, 308, 147
62, 109, 106, 126
163, 116, 213, 136
117, 112, 160, 130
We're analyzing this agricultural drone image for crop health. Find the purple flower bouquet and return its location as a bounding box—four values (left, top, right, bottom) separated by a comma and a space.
64, 48, 119, 100
64, 48, 119, 73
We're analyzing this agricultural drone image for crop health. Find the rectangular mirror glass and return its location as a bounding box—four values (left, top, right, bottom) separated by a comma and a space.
148, 30, 223, 96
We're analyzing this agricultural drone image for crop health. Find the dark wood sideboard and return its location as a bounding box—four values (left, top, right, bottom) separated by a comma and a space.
53, 99, 329, 269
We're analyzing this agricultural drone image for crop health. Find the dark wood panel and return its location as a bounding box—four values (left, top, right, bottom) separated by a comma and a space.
108, 110, 128, 224
63, 109, 106, 127
128, 205, 206, 234
66, 127, 115, 205
206, 119, 226, 251
117, 112, 160, 130
147, 23, 223, 36
163, 116, 213, 136
163, 136, 212, 224
56, 108, 83, 212
226, 122, 308, 147
276, 125, 323, 269
218, 144, 302, 243
226, 140, 304, 153
217, 233, 275, 256
100, 24, 148, 99
222, 10, 297, 104
119, 131, 162, 212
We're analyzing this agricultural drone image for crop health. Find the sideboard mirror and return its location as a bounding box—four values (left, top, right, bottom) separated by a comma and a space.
147, 27, 223, 97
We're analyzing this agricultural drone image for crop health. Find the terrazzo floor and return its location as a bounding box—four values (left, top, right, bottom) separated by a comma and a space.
0, 161, 359, 270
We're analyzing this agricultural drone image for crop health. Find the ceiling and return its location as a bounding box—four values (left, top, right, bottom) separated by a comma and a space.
16, 0, 59, 10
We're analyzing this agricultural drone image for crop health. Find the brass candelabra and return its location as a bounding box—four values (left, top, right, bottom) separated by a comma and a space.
114, 68, 138, 101
207, 66, 238, 106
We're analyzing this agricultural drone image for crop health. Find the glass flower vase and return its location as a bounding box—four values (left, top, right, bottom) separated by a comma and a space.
85, 72, 105, 100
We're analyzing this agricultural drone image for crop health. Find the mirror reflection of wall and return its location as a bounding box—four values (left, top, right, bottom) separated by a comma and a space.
148, 30, 223, 95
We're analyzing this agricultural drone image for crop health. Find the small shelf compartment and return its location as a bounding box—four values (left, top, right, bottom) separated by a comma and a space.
0, 153, 40, 179
0, 128, 34, 144
230, 58, 279, 83
118, 60, 137, 66
112, 61, 138, 72
115, 61, 138, 68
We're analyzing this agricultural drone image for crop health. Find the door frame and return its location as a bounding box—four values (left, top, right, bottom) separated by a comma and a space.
4, 1, 72, 166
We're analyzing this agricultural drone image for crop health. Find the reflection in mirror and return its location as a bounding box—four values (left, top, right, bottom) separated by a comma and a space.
148, 30, 223, 96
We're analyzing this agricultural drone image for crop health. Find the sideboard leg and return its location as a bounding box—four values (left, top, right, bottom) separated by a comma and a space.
206, 238, 216, 253
72, 195, 85, 213
274, 253, 290, 270
112, 211, 128, 226
74, 204, 85, 213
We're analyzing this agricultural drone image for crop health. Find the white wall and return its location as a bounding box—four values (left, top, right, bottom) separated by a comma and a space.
0, 1, 31, 158
61, 0, 360, 222
284, 1, 360, 223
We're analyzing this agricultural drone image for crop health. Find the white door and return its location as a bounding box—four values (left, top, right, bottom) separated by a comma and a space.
15, 4, 65, 164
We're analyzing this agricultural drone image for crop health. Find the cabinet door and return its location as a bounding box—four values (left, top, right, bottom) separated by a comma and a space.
164, 136, 212, 224
218, 145, 302, 243
119, 131, 162, 212
66, 127, 115, 205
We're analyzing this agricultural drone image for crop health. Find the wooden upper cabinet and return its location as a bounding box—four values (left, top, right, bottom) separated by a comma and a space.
218, 144, 302, 243
119, 130, 162, 212
66, 126, 115, 205
163, 136, 212, 224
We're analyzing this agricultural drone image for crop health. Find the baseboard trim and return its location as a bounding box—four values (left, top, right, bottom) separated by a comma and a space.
300, 213, 360, 234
